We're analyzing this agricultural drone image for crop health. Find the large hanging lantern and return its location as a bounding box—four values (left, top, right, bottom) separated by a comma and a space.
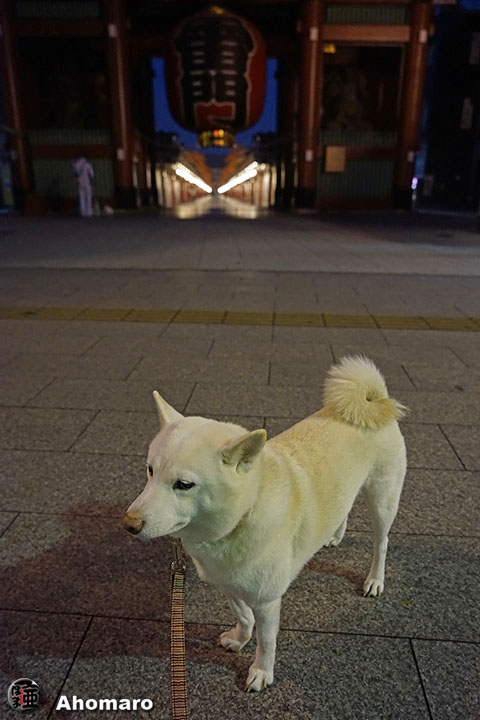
165, 6, 267, 134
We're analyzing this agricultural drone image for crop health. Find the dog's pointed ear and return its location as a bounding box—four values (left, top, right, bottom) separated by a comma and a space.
221, 429, 267, 474
153, 391, 184, 427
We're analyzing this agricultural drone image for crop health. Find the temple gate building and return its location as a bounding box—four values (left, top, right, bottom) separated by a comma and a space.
0, 0, 434, 214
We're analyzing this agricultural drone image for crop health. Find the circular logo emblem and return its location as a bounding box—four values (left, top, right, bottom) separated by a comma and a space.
7, 679, 40, 712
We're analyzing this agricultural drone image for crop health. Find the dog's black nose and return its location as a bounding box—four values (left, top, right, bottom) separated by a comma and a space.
123, 512, 144, 535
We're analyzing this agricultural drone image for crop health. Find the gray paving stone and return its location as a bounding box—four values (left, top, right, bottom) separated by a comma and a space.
210, 325, 274, 342
127, 355, 205, 382
393, 469, 478, 535
451, 345, 480, 369
413, 640, 480, 720
348, 467, 480, 536
208, 340, 275, 360
0, 373, 55, 406
56, 320, 167, 337
404, 363, 480, 392
269, 359, 332, 387
90, 335, 213, 358
185, 533, 480, 643
53, 617, 429, 720
70, 410, 159, 455
270, 344, 333, 364
393, 390, 480, 425
402, 423, 463, 469
247, 631, 427, 720
0, 318, 58, 335
382, 329, 480, 348
0, 407, 94, 451
187, 383, 323, 417
51, 617, 170, 720
161, 323, 273, 342
440, 425, 480, 470
0, 451, 146, 514
273, 327, 388, 345
209, 336, 333, 362
0, 514, 173, 619
200, 358, 270, 384
130, 356, 270, 385
1, 351, 144, 381
2, 213, 479, 276
0, 348, 20, 368
0, 610, 90, 719
156, 322, 217, 339
363, 300, 410, 314
3, 329, 99, 355
272, 327, 332, 343
324, 328, 389, 344
27, 378, 193, 412
0, 511, 17, 535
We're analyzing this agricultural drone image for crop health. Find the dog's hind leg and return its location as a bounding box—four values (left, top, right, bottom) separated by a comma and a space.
219, 596, 254, 652
362, 457, 406, 597
325, 516, 348, 547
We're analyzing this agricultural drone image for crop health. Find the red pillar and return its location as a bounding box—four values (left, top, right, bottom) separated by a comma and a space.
136, 137, 150, 206
277, 58, 297, 209
0, 0, 33, 212
104, 0, 136, 207
394, 0, 432, 208
297, 0, 323, 207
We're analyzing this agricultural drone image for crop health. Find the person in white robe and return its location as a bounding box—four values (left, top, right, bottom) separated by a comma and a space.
73, 157, 94, 217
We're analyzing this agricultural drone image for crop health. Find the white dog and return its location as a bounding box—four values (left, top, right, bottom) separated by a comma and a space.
123, 356, 407, 692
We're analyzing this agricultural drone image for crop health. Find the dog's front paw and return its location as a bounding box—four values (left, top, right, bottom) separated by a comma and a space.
325, 536, 341, 547
363, 576, 384, 597
219, 628, 251, 653
245, 665, 274, 693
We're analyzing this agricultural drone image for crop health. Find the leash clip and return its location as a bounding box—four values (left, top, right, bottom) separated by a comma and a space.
171, 539, 186, 575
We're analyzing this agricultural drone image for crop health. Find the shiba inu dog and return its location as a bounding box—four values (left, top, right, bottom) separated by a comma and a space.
123, 356, 407, 692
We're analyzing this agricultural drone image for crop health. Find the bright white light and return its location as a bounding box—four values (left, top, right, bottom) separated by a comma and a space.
174, 163, 212, 193
217, 162, 258, 194
411, 177, 418, 190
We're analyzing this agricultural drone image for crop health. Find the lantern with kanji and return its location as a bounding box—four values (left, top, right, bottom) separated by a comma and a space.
164, 7, 267, 135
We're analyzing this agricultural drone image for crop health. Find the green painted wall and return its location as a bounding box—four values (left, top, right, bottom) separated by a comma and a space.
29, 129, 111, 146
325, 5, 409, 25
319, 131, 397, 147
33, 158, 114, 198
318, 159, 395, 199
14, 1, 100, 19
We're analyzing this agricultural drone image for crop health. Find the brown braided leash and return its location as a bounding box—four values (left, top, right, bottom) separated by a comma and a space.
170, 540, 189, 720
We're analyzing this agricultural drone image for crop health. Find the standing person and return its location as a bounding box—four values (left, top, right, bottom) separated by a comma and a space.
73, 157, 94, 217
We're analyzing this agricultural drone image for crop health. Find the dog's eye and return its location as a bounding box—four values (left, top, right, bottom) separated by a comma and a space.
173, 479, 195, 491
147, 464, 153, 477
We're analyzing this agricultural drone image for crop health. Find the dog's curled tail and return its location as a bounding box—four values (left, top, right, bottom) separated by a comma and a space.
323, 356, 407, 430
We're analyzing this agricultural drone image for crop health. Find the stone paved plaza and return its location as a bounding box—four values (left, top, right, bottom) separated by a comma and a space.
0, 207, 479, 719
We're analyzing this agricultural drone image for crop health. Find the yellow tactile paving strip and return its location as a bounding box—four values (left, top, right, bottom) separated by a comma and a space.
0, 306, 479, 331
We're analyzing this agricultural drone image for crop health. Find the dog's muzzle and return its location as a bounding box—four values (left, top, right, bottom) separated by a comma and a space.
122, 511, 144, 535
